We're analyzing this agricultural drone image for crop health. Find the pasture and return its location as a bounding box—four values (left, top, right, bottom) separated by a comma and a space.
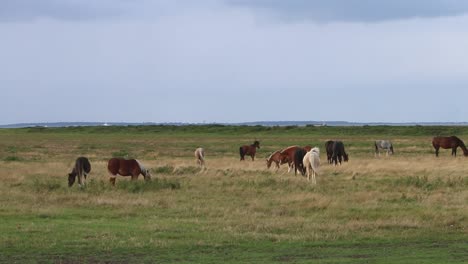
0, 125, 467, 263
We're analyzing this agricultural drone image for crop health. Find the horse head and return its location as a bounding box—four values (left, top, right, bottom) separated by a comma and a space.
344, 153, 349, 162
68, 173, 76, 187
144, 169, 152, 181
253, 140, 260, 149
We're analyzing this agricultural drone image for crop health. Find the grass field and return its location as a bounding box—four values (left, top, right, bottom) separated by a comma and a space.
0, 125, 467, 263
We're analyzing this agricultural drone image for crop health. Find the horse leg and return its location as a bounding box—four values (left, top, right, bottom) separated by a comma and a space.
251, 154, 255, 161
77, 174, 83, 188
109, 173, 116, 186
435, 147, 439, 157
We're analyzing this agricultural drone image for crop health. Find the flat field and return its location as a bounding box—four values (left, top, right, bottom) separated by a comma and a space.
0, 125, 467, 263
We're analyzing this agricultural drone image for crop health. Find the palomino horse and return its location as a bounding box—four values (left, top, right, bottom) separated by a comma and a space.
279, 145, 312, 173
266, 150, 289, 170
375, 140, 394, 156
68, 157, 91, 187
107, 158, 152, 185
194, 147, 205, 168
303, 147, 320, 184
239, 140, 260, 161
331, 141, 349, 166
432, 136, 468, 157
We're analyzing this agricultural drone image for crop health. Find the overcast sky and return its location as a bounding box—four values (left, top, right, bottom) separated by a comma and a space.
2, 0, 468, 124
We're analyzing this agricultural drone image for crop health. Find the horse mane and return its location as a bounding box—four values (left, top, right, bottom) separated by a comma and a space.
135, 159, 147, 176
453, 136, 468, 154
267, 151, 279, 161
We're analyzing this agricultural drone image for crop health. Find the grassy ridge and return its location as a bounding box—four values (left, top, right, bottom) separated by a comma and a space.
0, 126, 467, 263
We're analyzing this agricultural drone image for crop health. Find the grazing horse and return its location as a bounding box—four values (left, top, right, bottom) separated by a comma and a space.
375, 140, 394, 156
278, 146, 311, 173
68, 157, 91, 187
303, 147, 320, 184
239, 140, 260, 161
332, 141, 349, 166
194, 147, 205, 168
432, 136, 468, 157
294, 148, 307, 175
325, 140, 334, 164
266, 150, 284, 170
107, 158, 152, 185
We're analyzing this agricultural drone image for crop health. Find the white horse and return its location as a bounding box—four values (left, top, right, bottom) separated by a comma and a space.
303, 147, 320, 184
375, 140, 394, 156
194, 147, 205, 168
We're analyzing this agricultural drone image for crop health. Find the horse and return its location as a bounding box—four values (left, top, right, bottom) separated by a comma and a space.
331, 141, 349, 166
432, 136, 468, 157
239, 140, 260, 161
194, 147, 205, 168
325, 140, 334, 164
294, 148, 307, 175
107, 158, 152, 185
278, 145, 311, 173
375, 140, 394, 156
68, 157, 91, 187
303, 147, 320, 184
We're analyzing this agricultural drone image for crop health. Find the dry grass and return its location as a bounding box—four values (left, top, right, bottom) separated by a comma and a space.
1, 151, 467, 241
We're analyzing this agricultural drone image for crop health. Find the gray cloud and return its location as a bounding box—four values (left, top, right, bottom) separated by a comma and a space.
0, 0, 201, 22
0, 0, 126, 21
227, 0, 468, 22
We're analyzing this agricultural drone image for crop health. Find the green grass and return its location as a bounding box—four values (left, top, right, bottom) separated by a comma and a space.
0, 125, 467, 263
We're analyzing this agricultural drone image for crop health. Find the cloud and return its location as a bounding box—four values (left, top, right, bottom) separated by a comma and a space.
0, 0, 226, 22
227, 0, 468, 23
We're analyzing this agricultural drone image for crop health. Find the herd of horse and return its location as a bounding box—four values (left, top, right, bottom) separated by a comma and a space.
67, 136, 468, 187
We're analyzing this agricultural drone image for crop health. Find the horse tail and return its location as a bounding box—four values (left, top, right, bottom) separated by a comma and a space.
311, 152, 320, 174
239, 147, 244, 158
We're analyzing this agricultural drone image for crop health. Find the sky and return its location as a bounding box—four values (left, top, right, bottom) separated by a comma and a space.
2, 0, 468, 124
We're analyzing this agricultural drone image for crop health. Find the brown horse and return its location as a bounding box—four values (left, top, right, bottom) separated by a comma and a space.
107, 158, 152, 185
279, 145, 312, 173
68, 157, 91, 187
432, 136, 468, 157
239, 140, 260, 161
266, 150, 289, 170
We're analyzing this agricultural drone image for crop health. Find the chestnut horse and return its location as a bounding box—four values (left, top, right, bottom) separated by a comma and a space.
279, 145, 312, 173
107, 158, 152, 185
68, 157, 91, 187
239, 140, 260, 161
266, 150, 289, 170
432, 136, 468, 157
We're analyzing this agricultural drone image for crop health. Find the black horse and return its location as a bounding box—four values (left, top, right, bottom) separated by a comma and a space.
331, 141, 349, 166
294, 148, 307, 175
68, 157, 91, 187
325, 140, 334, 164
